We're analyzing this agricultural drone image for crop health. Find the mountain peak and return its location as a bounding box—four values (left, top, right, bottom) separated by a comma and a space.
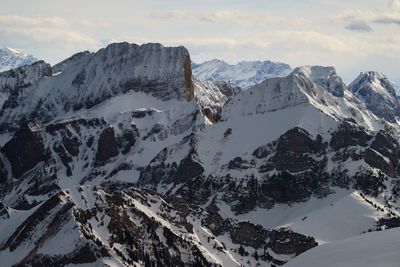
350, 71, 397, 99
0, 47, 38, 73
293, 65, 346, 97
293, 66, 336, 81
349, 70, 399, 122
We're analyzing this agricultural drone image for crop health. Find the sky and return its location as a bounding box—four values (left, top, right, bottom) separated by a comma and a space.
0, 0, 399, 83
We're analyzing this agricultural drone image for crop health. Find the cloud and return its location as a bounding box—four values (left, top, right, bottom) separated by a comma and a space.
122, 30, 368, 63
150, 10, 310, 28
78, 20, 110, 28
345, 21, 373, 32
0, 15, 99, 47
374, 17, 400, 26
0, 15, 103, 64
197, 10, 283, 26
389, 0, 400, 9
333, 0, 400, 28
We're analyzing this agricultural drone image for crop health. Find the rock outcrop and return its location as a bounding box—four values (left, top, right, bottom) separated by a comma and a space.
96, 127, 119, 162
1, 122, 47, 178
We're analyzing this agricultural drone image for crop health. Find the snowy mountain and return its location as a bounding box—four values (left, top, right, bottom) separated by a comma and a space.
349, 71, 400, 122
192, 59, 292, 89
0, 43, 399, 266
0, 47, 38, 73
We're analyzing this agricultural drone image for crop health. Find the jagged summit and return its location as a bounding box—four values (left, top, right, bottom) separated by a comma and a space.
0, 47, 38, 73
350, 71, 397, 98
293, 66, 346, 97
349, 71, 400, 122
294, 66, 336, 81
192, 58, 292, 89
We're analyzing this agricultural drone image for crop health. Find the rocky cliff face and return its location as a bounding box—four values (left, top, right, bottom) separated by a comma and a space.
0, 43, 400, 267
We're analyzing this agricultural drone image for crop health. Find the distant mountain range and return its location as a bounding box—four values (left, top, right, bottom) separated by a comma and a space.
0, 47, 38, 72
192, 59, 292, 89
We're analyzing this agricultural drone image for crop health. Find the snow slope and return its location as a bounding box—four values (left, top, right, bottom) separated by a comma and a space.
0, 47, 38, 73
193, 59, 292, 89
284, 228, 400, 267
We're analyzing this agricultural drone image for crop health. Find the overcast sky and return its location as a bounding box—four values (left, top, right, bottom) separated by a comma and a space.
0, 0, 399, 82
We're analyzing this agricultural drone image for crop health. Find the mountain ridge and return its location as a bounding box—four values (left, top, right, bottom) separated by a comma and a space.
0, 42, 399, 267
192, 58, 292, 89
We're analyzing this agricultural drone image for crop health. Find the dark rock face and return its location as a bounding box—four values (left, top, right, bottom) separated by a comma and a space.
117, 127, 138, 155
0, 202, 9, 219
0, 158, 7, 183
268, 230, 318, 256
174, 157, 204, 184
330, 120, 372, 150
367, 131, 400, 177
138, 135, 204, 187
139, 153, 204, 187
377, 217, 400, 230
183, 53, 194, 101
365, 149, 394, 177
96, 127, 119, 162
261, 171, 328, 203
255, 127, 327, 175
275, 127, 324, 154
1, 123, 47, 178
213, 80, 241, 98
353, 172, 386, 197
230, 222, 269, 248
201, 201, 317, 264
228, 157, 252, 170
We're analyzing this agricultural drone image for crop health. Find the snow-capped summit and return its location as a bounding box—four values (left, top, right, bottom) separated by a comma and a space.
349, 71, 400, 122
192, 58, 292, 89
0, 47, 38, 73
293, 66, 346, 97
221, 65, 378, 130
